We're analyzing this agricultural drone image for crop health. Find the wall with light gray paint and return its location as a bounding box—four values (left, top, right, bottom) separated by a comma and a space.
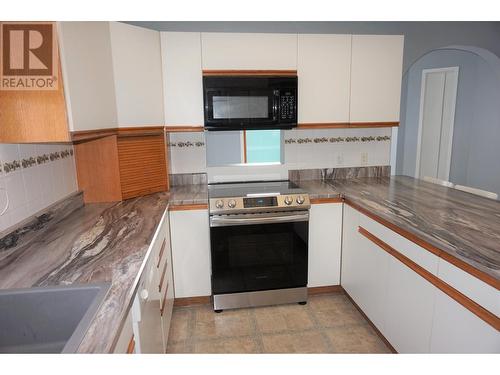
397, 48, 500, 195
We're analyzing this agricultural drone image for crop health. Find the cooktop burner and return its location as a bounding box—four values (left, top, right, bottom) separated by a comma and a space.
208, 180, 310, 214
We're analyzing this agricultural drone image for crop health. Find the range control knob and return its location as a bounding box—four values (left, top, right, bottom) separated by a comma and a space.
215, 199, 224, 209
284, 196, 293, 205
228, 199, 237, 208
296, 195, 305, 205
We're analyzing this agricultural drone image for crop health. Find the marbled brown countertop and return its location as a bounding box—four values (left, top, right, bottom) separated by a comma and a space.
0, 191, 170, 353
169, 184, 208, 206
329, 176, 500, 281
293, 180, 342, 200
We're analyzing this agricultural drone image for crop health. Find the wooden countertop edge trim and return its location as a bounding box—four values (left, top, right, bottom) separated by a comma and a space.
310, 197, 343, 204
202, 69, 297, 76
169, 203, 209, 211
344, 199, 500, 291
358, 226, 500, 331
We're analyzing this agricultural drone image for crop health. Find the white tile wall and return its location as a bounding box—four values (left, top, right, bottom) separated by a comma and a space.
168, 132, 207, 174
0, 143, 78, 232
168, 128, 392, 181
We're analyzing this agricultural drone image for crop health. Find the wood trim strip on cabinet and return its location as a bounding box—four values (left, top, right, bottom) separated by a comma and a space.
344, 199, 500, 290
165, 126, 205, 133
158, 257, 169, 293
126, 336, 135, 354
349, 122, 399, 128
156, 239, 167, 269
71, 128, 119, 143
298, 123, 350, 129
169, 203, 209, 211
173, 296, 211, 307
308, 285, 344, 295
160, 283, 170, 316
310, 197, 343, 204
202, 70, 297, 77
117, 126, 165, 137
358, 226, 500, 331
343, 289, 398, 353
297, 122, 399, 130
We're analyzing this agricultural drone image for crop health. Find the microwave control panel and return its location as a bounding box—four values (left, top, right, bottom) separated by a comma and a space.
280, 91, 296, 121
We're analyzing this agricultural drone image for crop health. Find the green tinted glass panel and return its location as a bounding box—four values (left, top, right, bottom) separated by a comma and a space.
245, 130, 281, 164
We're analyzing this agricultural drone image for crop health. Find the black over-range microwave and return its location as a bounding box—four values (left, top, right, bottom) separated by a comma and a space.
203, 75, 297, 131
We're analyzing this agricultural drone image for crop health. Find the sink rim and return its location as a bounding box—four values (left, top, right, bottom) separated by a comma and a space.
0, 282, 111, 353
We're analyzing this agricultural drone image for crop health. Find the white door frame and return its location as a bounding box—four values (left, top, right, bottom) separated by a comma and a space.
415, 66, 459, 180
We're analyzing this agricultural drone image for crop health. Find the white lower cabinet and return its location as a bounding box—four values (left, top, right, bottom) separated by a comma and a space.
341, 203, 500, 353
384, 257, 436, 353
308, 203, 343, 287
341, 204, 389, 332
430, 290, 500, 353
169, 209, 211, 298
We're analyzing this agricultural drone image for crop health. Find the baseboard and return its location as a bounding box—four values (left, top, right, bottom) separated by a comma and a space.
343, 289, 397, 354
307, 285, 344, 295
174, 295, 211, 307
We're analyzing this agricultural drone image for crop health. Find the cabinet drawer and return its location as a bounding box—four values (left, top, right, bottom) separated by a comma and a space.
359, 212, 439, 275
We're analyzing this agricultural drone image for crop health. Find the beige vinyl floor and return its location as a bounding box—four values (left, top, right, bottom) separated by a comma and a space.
166, 292, 392, 354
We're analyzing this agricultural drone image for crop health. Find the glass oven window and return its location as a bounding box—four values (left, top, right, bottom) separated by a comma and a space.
210, 221, 308, 295
212, 96, 269, 120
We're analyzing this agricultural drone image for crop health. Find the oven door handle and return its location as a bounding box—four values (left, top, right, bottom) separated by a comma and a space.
210, 212, 309, 227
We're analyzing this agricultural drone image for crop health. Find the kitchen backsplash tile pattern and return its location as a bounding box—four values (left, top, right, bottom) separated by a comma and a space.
167, 127, 392, 176
167, 132, 207, 174
0, 143, 78, 233
289, 166, 391, 182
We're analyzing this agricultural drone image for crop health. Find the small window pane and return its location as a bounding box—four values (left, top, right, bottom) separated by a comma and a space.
246, 130, 281, 164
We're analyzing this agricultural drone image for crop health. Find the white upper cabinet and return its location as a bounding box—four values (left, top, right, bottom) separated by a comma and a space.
109, 22, 164, 127
161, 32, 204, 126
298, 34, 351, 124
349, 35, 404, 123
58, 22, 118, 131
201, 33, 297, 70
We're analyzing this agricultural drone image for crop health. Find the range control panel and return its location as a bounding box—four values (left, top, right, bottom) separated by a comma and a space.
209, 194, 310, 215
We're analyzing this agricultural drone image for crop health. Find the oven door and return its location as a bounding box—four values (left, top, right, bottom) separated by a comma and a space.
209, 211, 309, 295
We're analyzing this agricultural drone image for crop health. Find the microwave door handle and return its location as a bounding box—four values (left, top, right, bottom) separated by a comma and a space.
272, 90, 280, 121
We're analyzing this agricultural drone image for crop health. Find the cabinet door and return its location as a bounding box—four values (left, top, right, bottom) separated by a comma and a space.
169, 209, 211, 298
298, 34, 351, 124
113, 310, 134, 353
341, 205, 389, 332
308, 203, 343, 287
430, 289, 500, 353
58, 22, 118, 131
109, 22, 164, 126
201, 33, 297, 70
350, 35, 404, 123
161, 32, 204, 126
384, 257, 436, 353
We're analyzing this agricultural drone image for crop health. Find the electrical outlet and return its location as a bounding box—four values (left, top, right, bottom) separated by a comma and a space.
336, 153, 344, 166
361, 152, 368, 165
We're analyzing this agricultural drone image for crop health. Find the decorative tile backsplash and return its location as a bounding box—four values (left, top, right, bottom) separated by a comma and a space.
167, 127, 393, 179
0, 143, 78, 233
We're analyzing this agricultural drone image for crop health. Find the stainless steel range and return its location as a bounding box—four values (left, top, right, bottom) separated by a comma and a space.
208, 180, 310, 312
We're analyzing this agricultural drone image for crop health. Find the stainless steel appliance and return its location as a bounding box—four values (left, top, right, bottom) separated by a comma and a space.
208, 181, 310, 311
203, 76, 297, 131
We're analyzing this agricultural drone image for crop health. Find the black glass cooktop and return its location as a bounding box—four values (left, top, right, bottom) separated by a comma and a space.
208, 180, 305, 199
